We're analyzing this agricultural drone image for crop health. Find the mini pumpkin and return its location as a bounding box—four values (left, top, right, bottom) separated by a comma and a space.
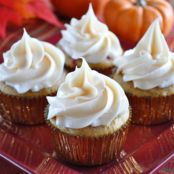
104, 0, 174, 43
51, 0, 109, 18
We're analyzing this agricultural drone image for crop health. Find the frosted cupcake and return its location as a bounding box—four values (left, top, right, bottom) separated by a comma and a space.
46, 58, 130, 166
0, 29, 65, 125
114, 19, 174, 125
58, 4, 123, 75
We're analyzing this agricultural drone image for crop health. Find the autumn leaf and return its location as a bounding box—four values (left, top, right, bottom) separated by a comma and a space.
0, 0, 63, 38
0, 6, 22, 38
26, 0, 64, 27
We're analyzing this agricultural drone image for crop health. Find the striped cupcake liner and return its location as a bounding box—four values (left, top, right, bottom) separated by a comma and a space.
0, 91, 55, 125
62, 56, 117, 76
127, 93, 174, 125
47, 117, 130, 166
65, 64, 117, 77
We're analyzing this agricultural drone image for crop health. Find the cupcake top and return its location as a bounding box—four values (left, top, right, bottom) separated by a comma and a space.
0, 30, 65, 94
47, 58, 129, 129
115, 19, 174, 90
58, 4, 122, 64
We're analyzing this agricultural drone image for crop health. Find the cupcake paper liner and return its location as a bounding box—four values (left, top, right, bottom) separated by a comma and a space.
64, 56, 117, 76
65, 64, 116, 76
0, 91, 56, 125
46, 116, 130, 166
127, 93, 174, 125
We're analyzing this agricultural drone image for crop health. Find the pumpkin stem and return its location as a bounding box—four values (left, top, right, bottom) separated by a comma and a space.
136, 0, 146, 6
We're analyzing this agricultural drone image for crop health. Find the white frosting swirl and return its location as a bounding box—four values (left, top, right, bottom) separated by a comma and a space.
0, 29, 65, 94
115, 19, 174, 90
47, 58, 129, 129
58, 4, 122, 64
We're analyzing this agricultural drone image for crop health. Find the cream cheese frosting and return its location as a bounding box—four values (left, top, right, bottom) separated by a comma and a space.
0, 29, 65, 94
47, 58, 129, 129
58, 4, 122, 64
115, 19, 174, 90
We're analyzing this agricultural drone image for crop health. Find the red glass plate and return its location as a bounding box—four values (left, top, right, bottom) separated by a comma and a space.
0, 116, 173, 174
0, 21, 174, 174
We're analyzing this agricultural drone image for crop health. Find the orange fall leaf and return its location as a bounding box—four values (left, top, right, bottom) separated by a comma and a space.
0, 0, 63, 38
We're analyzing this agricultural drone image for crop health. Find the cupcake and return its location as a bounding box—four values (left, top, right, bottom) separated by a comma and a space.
58, 4, 123, 76
46, 58, 130, 166
0, 29, 65, 125
114, 19, 174, 125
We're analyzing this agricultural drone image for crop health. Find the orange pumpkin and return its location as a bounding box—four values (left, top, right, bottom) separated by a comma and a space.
51, 0, 110, 18
104, 0, 174, 43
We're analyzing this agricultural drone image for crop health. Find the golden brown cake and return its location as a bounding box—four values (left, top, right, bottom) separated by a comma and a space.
0, 30, 65, 125
114, 73, 174, 125
46, 58, 130, 166
64, 56, 117, 76
114, 19, 174, 125
58, 5, 122, 76
0, 82, 58, 125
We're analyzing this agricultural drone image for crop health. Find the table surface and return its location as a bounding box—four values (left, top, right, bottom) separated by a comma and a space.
0, 19, 174, 174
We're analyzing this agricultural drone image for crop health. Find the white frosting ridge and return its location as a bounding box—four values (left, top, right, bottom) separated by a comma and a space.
0, 29, 65, 93
47, 58, 129, 129
115, 19, 174, 90
59, 4, 122, 64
